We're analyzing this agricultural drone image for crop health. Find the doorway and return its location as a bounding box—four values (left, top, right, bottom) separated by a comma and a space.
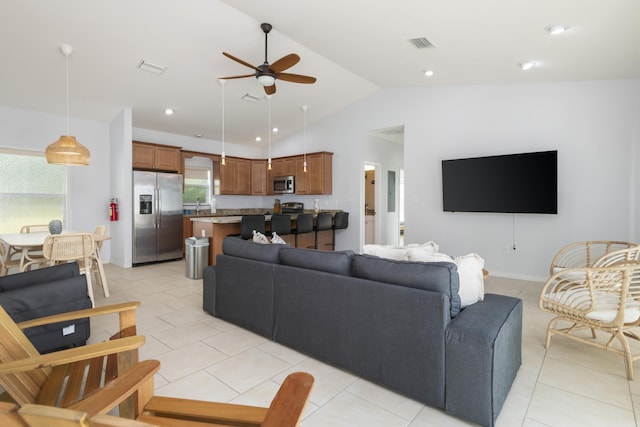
364, 163, 377, 244
362, 125, 404, 247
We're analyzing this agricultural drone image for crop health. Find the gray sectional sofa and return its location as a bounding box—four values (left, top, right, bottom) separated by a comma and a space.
203, 237, 522, 427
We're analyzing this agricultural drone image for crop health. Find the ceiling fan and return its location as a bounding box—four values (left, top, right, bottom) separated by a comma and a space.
219, 23, 317, 95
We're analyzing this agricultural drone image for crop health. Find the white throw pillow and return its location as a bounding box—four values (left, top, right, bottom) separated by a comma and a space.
404, 241, 439, 254
252, 230, 270, 244
407, 250, 453, 263
363, 244, 409, 260
454, 253, 485, 308
271, 232, 287, 244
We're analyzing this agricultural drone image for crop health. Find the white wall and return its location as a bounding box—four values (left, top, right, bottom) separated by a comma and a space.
273, 79, 640, 280
0, 105, 112, 261
3, 79, 638, 279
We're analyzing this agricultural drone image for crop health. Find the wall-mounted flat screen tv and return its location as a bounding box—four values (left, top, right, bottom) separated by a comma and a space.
442, 150, 557, 214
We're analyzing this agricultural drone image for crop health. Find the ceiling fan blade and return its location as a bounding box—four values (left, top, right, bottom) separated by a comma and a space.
278, 73, 317, 84
264, 84, 276, 95
270, 54, 300, 73
222, 52, 259, 71
218, 74, 255, 80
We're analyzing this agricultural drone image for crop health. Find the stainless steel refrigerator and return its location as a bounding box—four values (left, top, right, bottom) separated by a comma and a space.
133, 171, 183, 264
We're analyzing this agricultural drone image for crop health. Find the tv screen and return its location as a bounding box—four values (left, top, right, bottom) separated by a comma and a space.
442, 150, 557, 214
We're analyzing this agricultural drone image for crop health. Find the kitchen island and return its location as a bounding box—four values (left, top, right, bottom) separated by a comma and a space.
190, 211, 342, 266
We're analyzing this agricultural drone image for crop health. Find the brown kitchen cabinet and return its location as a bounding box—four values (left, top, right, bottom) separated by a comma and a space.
182, 217, 193, 255
220, 157, 251, 195
132, 141, 181, 172
251, 159, 268, 195
296, 152, 332, 194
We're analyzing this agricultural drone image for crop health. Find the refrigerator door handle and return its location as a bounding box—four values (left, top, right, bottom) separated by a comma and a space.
155, 187, 160, 229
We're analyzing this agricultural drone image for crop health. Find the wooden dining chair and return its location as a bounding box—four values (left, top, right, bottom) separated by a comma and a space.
89, 225, 109, 298
0, 302, 315, 426
42, 233, 96, 304
0, 242, 22, 276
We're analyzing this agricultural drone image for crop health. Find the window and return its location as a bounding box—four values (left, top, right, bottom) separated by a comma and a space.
0, 149, 66, 233
183, 166, 211, 205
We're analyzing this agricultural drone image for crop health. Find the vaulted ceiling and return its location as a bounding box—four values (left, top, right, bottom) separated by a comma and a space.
1, 0, 638, 147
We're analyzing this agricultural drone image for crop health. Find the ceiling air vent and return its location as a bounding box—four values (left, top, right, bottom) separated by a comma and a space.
137, 60, 167, 75
409, 37, 434, 49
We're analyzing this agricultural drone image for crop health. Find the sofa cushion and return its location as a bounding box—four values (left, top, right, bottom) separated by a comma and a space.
352, 254, 461, 317
279, 248, 355, 276
0, 262, 80, 292
222, 236, 286, 264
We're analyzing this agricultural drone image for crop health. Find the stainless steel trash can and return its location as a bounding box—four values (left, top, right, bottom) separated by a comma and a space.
185, 237, 209, 279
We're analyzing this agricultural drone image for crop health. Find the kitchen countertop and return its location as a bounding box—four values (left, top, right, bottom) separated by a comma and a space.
190, 210, 341, 224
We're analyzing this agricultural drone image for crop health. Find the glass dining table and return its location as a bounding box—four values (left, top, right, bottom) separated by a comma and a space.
0, 231, 110, 280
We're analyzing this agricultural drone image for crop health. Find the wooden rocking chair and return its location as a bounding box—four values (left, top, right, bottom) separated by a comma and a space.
540, 261, 640, 379
0, 302, 315, 426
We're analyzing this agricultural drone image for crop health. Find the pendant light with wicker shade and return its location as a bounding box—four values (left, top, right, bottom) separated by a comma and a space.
45, 44, 90, 166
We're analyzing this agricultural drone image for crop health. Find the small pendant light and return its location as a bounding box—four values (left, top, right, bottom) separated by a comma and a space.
219, 79, 226, 166
267, 94, 272, 170
301, 105, 308, 172
45, 44, 90, 166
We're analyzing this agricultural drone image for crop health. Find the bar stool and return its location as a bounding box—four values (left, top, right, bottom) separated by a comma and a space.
314, 212, 333, 251
331, 211, 349, 250
293, 213, 314, 248
270, 214, 295, 246
240, 215, 266, 240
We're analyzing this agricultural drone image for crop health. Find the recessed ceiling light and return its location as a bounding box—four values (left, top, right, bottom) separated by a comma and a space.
545, 25, 568, 35
164, 108, 174, 115
255, 136, 261, 142
519, 62, 536, 71
137, 60, 167, 75
272, 127, 279, 133
424, 70, 434, 77
194, 134, 202, 138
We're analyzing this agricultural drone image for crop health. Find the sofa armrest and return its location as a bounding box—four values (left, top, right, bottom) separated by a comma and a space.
445, 294, 522, 427
0, 263, 80, 292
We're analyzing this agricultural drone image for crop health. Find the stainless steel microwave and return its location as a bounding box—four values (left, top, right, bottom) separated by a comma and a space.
273, 175, 295, 194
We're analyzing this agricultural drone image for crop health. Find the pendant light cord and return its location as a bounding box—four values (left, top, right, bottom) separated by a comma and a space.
65, 50, 70, 135
268, 95, 272, 162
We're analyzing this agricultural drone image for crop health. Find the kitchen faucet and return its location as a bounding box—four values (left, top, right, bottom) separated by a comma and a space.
196, 197, 201, 213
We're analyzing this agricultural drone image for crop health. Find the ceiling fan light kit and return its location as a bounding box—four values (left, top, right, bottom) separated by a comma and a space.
219, 22, 317, 95
45, 44, 90, 166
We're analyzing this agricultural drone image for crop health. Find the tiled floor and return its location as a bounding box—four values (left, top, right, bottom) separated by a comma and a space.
91, 261, 640, 426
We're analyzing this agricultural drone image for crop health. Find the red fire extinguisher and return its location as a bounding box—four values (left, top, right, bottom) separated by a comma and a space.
109, 198, 119, 222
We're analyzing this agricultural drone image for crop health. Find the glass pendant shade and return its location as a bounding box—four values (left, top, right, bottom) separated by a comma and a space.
46, 135, 90, 166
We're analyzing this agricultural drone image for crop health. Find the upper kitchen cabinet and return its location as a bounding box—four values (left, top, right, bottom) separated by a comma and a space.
132, 141, 181, 172
296, 152, 333, 195
273, 157, 296, 177
220, 157, 251, 195
251, 159, 268, 195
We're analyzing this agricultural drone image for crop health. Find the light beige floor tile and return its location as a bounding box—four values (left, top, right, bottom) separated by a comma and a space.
408, 405, 475, 426
495, 391, 529, 427
153, 320, 222, 349
274, 358, 358, 406
139, 335, 172, 360
302, 391, 409, 427
155, 341, 227, 382
527, 383, 636, 426
538, 357, 632, 409
257, 340, 309, 365
206, 348, 291, 394
155, 370, 239, 402
346, 378, 423, 421
203, 328, 268, 356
